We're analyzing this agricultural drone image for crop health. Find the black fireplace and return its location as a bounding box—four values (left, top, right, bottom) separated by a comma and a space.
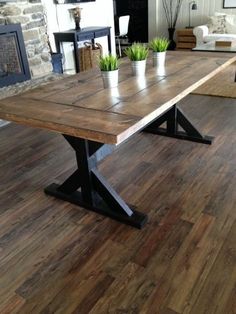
0, 24, 30, 88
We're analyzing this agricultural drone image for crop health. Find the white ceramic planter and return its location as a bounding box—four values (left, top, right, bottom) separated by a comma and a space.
101, 69, 119, 88
153, 51, 166, 68
131, 60, 146, 76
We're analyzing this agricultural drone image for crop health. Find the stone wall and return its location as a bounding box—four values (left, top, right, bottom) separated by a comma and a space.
0, 0, 52, 77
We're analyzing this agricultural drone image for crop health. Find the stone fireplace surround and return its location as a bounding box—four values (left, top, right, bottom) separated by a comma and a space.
0, 0, 52, 78
0, 0, 55, 127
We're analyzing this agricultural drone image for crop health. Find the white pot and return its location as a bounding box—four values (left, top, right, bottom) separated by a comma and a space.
153, 51, 166, 67
131, 60, 146, 76
101, 69, 119, 88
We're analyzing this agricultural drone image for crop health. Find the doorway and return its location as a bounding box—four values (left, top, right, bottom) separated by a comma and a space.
114, 0, 148, 43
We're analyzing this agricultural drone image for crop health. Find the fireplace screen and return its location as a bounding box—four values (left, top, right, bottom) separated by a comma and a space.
0, 34, 22, 76
0, 24, 30, 88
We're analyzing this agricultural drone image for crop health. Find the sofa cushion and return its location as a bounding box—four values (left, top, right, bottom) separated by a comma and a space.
207, 15, 227, 34
204, 33, 236, 43
226, 15, 236, 34
214, 12, 236, 34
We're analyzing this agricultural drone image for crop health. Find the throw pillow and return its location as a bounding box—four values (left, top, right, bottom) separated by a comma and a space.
207, 15, 227, 34
213, 12, 236, 34
225, 14, 236, 34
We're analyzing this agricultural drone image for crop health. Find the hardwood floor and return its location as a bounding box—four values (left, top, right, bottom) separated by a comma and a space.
0, 94, 236, 314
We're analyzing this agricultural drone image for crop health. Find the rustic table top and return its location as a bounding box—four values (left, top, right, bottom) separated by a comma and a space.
0, 51, 235, 145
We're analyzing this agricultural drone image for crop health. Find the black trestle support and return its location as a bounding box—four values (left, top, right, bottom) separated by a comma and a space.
144, 104, 214, 144
45, 135, 148, 229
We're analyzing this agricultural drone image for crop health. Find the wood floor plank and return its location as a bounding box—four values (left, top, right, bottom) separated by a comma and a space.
0, 293, 25, 314
89, 262, 144, 314
71, 274, 114, 314
140, 213, 215, 313
223, 283, 236, 314
188, 220, 236, 314
132, 208, 183, 267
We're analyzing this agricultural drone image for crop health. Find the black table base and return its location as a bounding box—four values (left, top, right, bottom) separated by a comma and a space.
45, 105, 213, 229
144, 104, 214, 145
45, 135, 148, 229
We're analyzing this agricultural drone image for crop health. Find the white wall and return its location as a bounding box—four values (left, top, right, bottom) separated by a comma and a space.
149, 0, 236, 39
148, 0, 157, 40
42, 0, 115, 73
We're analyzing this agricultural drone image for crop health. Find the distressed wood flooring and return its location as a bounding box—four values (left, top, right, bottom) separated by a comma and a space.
0, 94, 236, 314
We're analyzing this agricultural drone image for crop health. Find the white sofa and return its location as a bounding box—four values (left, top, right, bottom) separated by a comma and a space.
193, 13, 236, 46
193, 25, 236, 46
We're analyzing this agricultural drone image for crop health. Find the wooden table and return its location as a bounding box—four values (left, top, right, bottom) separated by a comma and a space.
54, 26, 111, 73
0, 51, 235, 228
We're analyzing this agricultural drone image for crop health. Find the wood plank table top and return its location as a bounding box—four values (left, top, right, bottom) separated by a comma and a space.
0, 51, 235, 145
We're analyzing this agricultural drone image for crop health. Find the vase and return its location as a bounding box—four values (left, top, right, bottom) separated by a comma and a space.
101, 69, 119, 88
153, 51, 166, 68
75, 17, 81, 30
168, 28, 176, 50
131, 60, 146, 76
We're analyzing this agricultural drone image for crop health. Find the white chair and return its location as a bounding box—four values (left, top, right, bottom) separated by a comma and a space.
115, 15, 130, 57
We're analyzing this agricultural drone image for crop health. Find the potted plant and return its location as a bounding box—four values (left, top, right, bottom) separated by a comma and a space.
124, 43, 149, 76
99, 54, 119, 88
149, 37, 169, 67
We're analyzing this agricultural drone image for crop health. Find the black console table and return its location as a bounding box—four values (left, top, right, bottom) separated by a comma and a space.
53, 26, 111, 73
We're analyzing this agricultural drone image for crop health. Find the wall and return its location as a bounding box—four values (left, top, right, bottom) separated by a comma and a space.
42, 0, 115, 74
149, 0, 236, 39
148, 0, 157, 40
0, 0, 52, 77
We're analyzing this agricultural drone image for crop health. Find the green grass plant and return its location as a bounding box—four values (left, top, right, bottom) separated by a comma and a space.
149, 37, 169, 52
99, 54, 119, 71
124, 43, 149, 61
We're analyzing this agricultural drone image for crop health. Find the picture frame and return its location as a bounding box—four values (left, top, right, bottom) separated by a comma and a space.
223, 0, 236, 8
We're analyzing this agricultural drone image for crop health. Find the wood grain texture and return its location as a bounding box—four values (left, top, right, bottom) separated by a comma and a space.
0, 52, 235, 144
0, 93, 236, 313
